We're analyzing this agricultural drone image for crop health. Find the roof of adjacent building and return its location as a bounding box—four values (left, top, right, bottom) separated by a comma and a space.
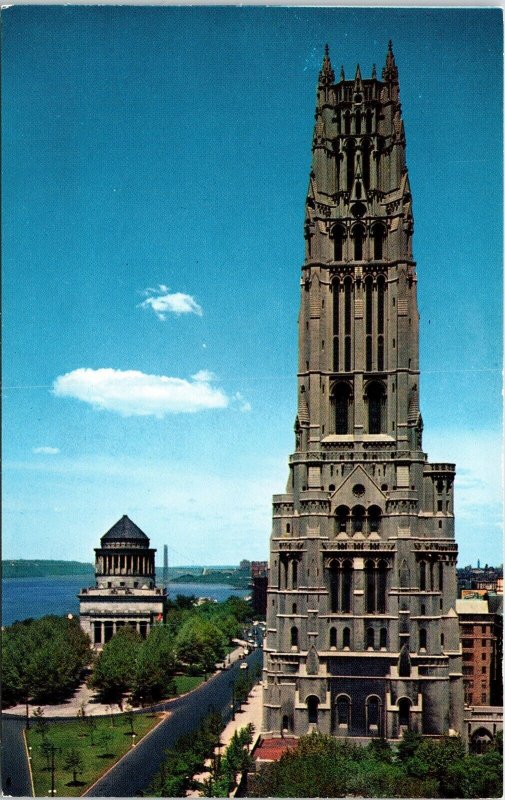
101, 515, 150, 544
456, 598, 490, 616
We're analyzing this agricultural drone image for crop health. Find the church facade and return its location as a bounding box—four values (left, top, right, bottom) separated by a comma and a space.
263, 43, 464, 740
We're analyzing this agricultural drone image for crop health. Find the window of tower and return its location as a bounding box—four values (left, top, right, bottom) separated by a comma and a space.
367, 381, 386, 434
292, 559, 298, 589
343, 627, 351, 649
372, 224, 385, 260
377, 560, 387, 613
291, 626, 299, 649
398, 697, 411, 728
333, 383, 351, 434
380, 628, 387, 649
353, 224, 365, 261
333, 226, 345, 262
366, 627, 375, 650
365, 109, 373, 134
367, 696, 381, 734
419, 561, 426, 591
346, 139, 355, 189
352, 505, 365, 533
336, 505, 349, 534
355, 112, 361, 135
337, 695, 350, 726
332, 281, 340, 371
361, 139, 372, 190
344, 111, 351, 135
419, 628, 427, 651
439, 562, 444, 591
342, 559, 352, 612
307, 696, 319, 724
365, 559, 376, 613
369, 505, 382, 533
292, 603, 297, 614
330, 627, 337, 648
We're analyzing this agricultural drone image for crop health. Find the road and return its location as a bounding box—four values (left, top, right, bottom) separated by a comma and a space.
1, 716, 34, 797
85, 648, 262, 796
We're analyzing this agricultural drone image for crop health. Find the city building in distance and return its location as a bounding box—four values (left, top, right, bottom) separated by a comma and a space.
264, 43, 464, 740
79, 515, 166, 647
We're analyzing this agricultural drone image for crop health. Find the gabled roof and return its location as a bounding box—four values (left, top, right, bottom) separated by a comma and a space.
101, 515, 149, 544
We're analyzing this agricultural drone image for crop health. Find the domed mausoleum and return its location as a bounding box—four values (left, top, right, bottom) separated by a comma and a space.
78, 515, 166, 647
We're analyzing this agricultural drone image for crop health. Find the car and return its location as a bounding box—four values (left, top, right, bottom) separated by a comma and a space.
239, 662, 249, 670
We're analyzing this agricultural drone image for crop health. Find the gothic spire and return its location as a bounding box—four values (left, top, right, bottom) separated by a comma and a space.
340, 65, 345, 82
354, 63, 363, 92
318, 43, 335, 86
382, 39, 399, 83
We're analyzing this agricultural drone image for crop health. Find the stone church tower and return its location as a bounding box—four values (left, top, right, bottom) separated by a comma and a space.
263, 43, 464, 740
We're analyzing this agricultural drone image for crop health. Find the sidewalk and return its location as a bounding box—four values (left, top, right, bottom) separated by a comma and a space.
187, 682, 263, 797
4, 646, 249, 719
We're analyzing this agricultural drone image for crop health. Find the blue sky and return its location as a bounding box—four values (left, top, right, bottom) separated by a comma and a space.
3, 7, 502, 567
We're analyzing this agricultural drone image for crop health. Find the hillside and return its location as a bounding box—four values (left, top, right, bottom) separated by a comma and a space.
3, 560, 95, 579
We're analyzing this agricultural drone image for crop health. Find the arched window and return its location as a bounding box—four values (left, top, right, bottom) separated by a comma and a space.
352, 505, 365, 534
282, 714, 290, 732
365, 109, 373, 135
419, 561, 426, 591
344, 112, 351, 135
398, 697, 411, 728
342, 627, 351, 649
307, 695, 319, 724
330, 627, 337, 649
336, 505, 349, 534
369, 505, 382, 533
291, 626, 299, 648
329, 563, 339, 613
366, 695, 381, 734
336, 695, 350, 726
380, 627, 387, 649
366, 627, 375, 650
333, 383, 352, 434
355, 111, 361, 135
292, 603, 297, 614
353, 224, 365, 261
438, 562, 444, 592
333, 225, 345, 262
367, 381, 386, 434
372, 224, 385, 260
420, 604, 426, 616
419, 628, 427, 651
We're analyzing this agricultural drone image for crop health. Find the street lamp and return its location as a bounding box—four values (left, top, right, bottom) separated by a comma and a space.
28, 746, 32, 760
131, 733, 136, 748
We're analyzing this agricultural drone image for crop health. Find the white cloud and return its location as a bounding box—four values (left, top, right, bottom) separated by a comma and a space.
234, 392, 252, 413
32, 446, 60, 455
139, 285, 202, 320
52, 368, 229, 417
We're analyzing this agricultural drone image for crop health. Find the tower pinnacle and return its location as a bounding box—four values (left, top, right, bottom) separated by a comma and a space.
382, 39, 398, 82
319, 43, 335, 85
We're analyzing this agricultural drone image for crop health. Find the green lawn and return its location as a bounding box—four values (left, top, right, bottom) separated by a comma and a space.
26, 712, 162, 797
172, 675, 205, 695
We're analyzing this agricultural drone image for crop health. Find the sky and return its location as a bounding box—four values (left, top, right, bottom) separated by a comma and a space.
2, 7, 503, 567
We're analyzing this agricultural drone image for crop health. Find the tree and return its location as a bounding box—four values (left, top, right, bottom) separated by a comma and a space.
132, 625, 176, 704
175, 616, 225, 674
89, 626, 141, 704
98, 731, 113, 757
33, 707, 48, 738
64, 748, 84, 785
41, 738, 54, 771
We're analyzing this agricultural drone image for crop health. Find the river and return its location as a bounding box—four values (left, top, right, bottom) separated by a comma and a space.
2, 576, 249, 626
